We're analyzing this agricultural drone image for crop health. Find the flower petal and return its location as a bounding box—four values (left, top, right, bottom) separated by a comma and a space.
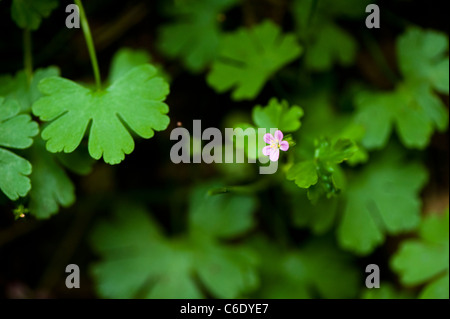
280, 141, 289, 151
263, 133, 274, 144
274, 130, 283, 142
262, 145, 272, 156
269, 148, 280, 162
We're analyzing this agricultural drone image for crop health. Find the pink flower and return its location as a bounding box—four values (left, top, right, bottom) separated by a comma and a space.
262, 130, 289, 162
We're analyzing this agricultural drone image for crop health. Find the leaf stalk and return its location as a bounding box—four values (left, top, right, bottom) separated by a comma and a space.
23, 28, 33, 85
75, 0, 102, 90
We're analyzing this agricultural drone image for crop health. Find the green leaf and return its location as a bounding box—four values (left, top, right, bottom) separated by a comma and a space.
55, 146, 95, 175
420, 274, 449, 299
398, 28, 449, 94
355, 82, 448, 149
338, 123, 369, 166
0, 98, 38, 200
90, 202, 258, 298
296, 92, 368, 165
0, 105, 37, 149
189, 184, 257, 239
252, 236, 360, 298
355, 28, 449, 150
0, 148, 33, 201
420, 210, 449, 244
252, 98, 304, 132
286, 138, 355, 201
157, 0, 237, 72
0, 67, 60, 112
286, 183, 339, 235
298, 238, 361, 298
354, 91, 393, 149
286, 160, 318, 188
108, 48, 169, 84
193, 237, 259, 299
391, 210, 449, 299
304, 22, 357, 71
361, 282, 413, 299
0, 66, 84, 216
318, 138, 358, 164
292, 0, 368, 71
392, 241, 447, 284
28, 139, 76, 219
11, 0, 58, 30
207, 20, 303, 100
338, 150, 428, 255
234, 97, 303, 161
32, 65, 170, 164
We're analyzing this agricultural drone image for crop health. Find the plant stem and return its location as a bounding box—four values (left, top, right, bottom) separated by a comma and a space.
23, 28, 33, 85
74, 0, 102, 90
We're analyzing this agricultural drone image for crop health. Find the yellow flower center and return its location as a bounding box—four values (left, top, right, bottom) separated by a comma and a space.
271, 139, 280, 149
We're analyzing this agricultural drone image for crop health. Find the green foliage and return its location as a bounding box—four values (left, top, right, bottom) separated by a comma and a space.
293, 0, 369, 71
292, 90, 368, 165
27, 140, 75, 219
11, 0, 59, 30
287, 138, 356, 202
361, 283, 413, 299
158, 0, 237, 72
286, 146, 428, 256
108, 48, 169, 84
0, 97, 38, 200
90, 188, 259, 298
338, 149, 428, 255
28, 139, 93, 219
207, 20, 303, 100
1, 0, 448, 301
0, 62, 90, 217
304, 22, 356, 71
287, 161, 318, 188
287, 185, 339, 235
355, 28, 449, 149
0, 67, 59, 112
252, 236, 361, 298
32, 65, 170, 164
355, 82, 448, 149
234, 98, 304, 160
391, 210, 449, 299
189, 184, 257, 238
398, 28, 449, 94
253, 98, 304, 132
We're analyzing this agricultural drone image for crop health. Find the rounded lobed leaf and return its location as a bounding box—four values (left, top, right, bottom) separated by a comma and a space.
32, 65, 170, 165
